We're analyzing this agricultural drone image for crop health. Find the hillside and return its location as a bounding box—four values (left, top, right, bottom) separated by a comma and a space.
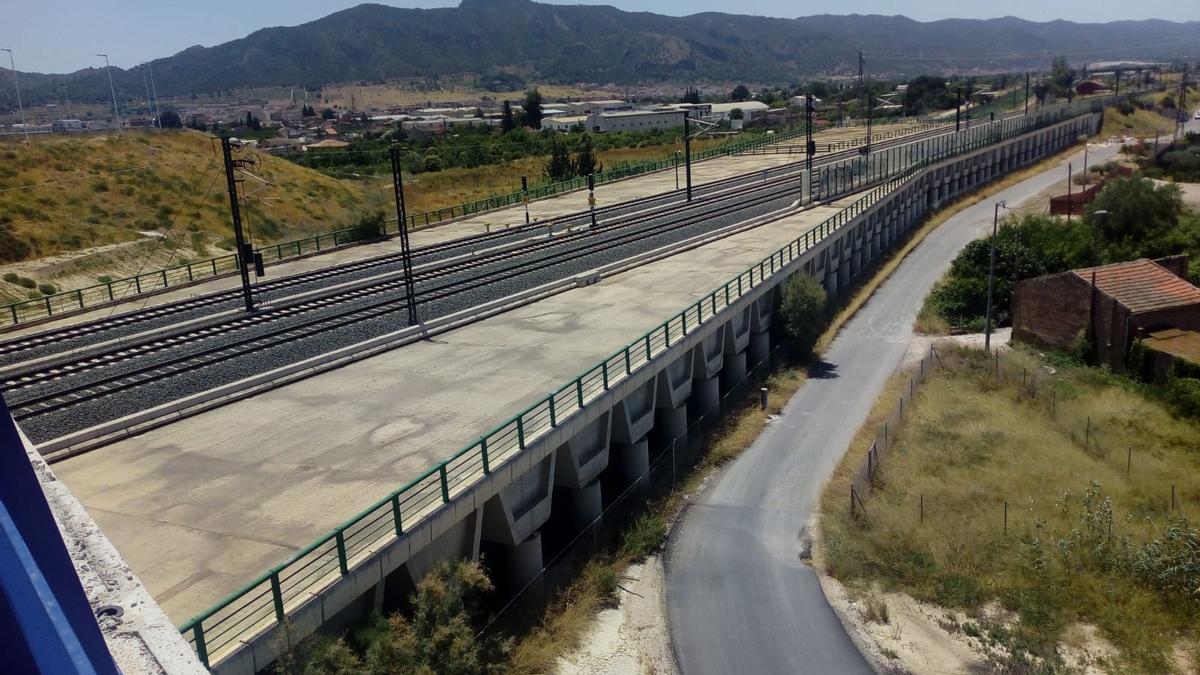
4, 1, 1197, 105
0, 130, 370, 301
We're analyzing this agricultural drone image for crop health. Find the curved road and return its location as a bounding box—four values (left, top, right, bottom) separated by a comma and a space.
665, 139, 1123, 674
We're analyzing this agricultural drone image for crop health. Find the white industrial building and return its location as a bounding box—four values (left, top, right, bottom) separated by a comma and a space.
544, 115, 589, 132
587, 109, 687, 133
565, 99, 632, 115
707, 101, 770, 122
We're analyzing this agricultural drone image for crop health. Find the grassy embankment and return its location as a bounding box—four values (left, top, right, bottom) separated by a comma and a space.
821, 346, 1200, 672
0, 129, 371, 301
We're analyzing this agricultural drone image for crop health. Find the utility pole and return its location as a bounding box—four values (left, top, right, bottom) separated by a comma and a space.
674, 150, 681, 190
147, 60, 162, 128
955, 86, 963, 132
859, 50, 871, 152
1066, 162, 1073, 223
1115, 69, 1121, 96
521, 175, 530, 224
587, 173, 598, 228
805, 93, 815, 173
1024, 72, 1030, 116
1176, 64, 1188, 141
683, 114, 693, 201
97, 53, 122, 132
984, 200, 1005, 352
141, 65, 153, 126
1, 49, 28, 143
221, 137, 255, 313
389, 145, 418, 326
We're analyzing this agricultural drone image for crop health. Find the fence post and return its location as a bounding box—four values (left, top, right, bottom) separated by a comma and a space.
270, 571, 286, 621
192, 625, 209, 668
335, 531, 349, 575
391, 494, 404, 536
439, 466, 451, 503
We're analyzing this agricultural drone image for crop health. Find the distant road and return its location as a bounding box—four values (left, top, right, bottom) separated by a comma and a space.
665, 140, 1123, 675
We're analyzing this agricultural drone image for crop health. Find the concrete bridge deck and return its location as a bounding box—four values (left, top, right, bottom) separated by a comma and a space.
51, 194, 856, 626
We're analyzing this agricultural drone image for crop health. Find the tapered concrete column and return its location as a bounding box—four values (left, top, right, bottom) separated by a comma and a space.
655, 403, 688, 448
748, 330, 770, 368
720, 349, 748, 393
569, 479, 603, 532
503, 532, 545, 607
691, 375, 720, 419
614, 438, 650, 488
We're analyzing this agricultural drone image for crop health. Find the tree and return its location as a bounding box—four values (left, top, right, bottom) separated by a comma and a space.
1050, 57, 1076, 97
544, 137, 573, 180
186, 115, 206, 131
731, 84, 750, 102
682, 87, 701, 104
521, 89, 544, 129
780, 274, 827, 356
423, 150, 443, 172
1085, 177, 1185, 261
321, 108, 336, 121
243, 111, 261, 130
729, 108, 744, 121
902, 75, 954, 115
473, 107, 484, 119
573, 132, 601, 176
157, 110, 183, 129
500, 100, 516, 133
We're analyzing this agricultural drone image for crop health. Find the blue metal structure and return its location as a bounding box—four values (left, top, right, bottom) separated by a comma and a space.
0, 395, 119, 674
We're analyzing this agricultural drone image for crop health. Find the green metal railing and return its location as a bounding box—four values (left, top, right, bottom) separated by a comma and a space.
176, 99, 1106, 668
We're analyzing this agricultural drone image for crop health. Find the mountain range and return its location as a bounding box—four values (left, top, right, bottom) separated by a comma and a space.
4, 0, 1197, 106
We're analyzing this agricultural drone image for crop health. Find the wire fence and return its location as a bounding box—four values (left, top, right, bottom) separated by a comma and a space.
848, 345, 942, 512
848, 348, 1196, 525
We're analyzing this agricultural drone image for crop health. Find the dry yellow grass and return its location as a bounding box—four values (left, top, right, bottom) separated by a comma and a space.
0, 128, 369, 260
820, 346, 1200, 672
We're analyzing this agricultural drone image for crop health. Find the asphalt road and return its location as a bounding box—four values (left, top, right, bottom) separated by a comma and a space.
665, 140, 1123, 675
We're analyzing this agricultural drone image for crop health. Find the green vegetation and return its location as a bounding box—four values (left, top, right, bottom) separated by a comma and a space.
1147, 132, 1200, 183
278, 560, 509, 675
923, 177, 1200, 331
346, 211, 386, 242
779, 274, 828, 356
822, 346, 1200, 672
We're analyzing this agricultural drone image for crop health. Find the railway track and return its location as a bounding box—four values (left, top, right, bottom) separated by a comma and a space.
5, 161, 821, 416
0, 121, 956, 368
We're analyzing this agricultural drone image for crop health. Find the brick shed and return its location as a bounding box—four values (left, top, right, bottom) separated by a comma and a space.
1012, 257, 1200, 368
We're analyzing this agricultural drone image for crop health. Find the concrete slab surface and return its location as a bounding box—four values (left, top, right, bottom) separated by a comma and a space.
53, 193, 855, 625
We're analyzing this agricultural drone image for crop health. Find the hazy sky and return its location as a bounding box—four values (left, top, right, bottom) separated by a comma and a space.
4, 0, 1198, 74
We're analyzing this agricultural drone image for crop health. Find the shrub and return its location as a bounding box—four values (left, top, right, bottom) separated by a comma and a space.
347, 212, 385, 242
3, 272, 18, 283
37, 283, 57, 296
0, 224, 31, 262
16, 276, 36, 289
621, 513, 667, 560
779, 273, 828, 356
1164, 377, 1200, 420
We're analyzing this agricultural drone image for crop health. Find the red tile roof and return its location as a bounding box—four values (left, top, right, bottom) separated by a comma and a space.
1072, 259, 1200, 314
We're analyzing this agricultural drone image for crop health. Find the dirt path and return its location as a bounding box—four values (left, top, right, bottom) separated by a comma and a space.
555, 556, 678, 675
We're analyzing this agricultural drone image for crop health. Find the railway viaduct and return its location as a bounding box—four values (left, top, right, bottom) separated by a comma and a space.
167, 109, 1100, 673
